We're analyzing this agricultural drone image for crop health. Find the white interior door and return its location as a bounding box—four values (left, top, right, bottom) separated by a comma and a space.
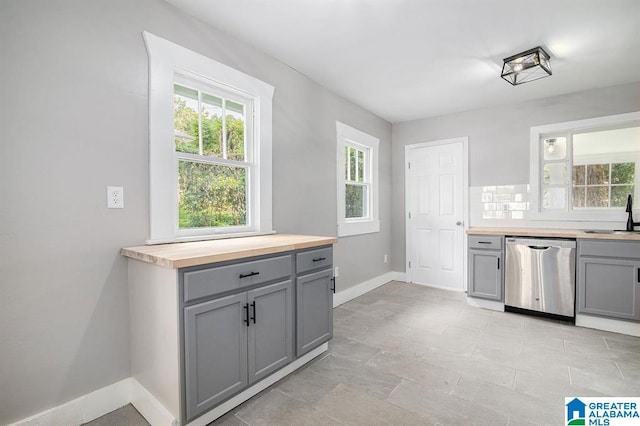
406, 138, 467, 290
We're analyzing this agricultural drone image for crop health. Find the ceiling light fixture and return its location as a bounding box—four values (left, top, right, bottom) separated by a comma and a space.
501, 46, 552, 86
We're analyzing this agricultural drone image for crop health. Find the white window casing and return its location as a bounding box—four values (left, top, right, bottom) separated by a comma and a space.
143, 32, 274, 244
336, 121, 380, 237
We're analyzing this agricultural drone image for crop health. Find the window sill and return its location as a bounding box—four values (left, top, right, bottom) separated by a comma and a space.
337, 220, 380, 237
145, 230, 276, 246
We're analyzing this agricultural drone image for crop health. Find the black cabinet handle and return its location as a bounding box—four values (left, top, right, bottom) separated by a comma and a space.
243, 303, 250, 327
313, 257, 327, 262
637, 268, 640, 283
478, 241, 492, 245
239, 271, 260, 279
497, 258, 500, 270
251, 301, 256, 324
331, 277, 336, 294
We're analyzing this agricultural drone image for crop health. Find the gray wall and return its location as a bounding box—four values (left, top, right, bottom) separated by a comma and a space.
0, 0, 391, 423
391, 82, 640, 272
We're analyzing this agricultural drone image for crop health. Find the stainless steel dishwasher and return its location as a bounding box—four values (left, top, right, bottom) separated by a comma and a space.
505, 238, 576, 318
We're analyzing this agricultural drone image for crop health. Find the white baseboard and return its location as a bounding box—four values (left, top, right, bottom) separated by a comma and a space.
9, 378, 131, 426
576, 314, 640, 337
130, 378, 177, 426
389, 271, 407, 282
333, 271, 398, 307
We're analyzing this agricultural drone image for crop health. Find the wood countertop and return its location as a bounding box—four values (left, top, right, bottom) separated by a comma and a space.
121, 234, 338, 269
467, 227, 640, 241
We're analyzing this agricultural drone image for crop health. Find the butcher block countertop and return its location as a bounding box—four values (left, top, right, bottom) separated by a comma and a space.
467, 227, 640, 241
121, 234, 338, 269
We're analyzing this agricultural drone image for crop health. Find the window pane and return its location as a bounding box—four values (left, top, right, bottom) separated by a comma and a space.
543, 163, 567, 185
572, 165, 585, 185
612, 185, 634, 207
542, 187, 566, 210
572, 187, 586, 208
178, 160, 247, 228
611, 162, 635, 184
357, 149, 365, 182
226, 100, 246, 161
349, 148, 356, 182
586, 164, 610, 185
543, 137, 567, 160
345, 184, 366, 218
174, 84, 199, 154
201, 93, 223, 158
344, 146, 349, 180
586, 186, 609, 207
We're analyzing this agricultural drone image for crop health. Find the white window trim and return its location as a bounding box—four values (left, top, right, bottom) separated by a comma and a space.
143, 32, 274, 244
530, 111, 640, 222
336, 121, 380, 237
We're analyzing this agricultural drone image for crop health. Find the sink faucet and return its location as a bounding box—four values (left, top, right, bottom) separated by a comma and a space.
626, 194, 640, 231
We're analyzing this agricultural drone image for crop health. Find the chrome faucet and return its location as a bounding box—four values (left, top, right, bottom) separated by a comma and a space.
626, 194, 640, 231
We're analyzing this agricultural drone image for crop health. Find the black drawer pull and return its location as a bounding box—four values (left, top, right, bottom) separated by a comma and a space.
243, 303, 250, 327
239, 271, 260, 279
251, 301, 256, 324
331, 277, 336, 294
478, 241, 492, 245
313, 257, 327, 262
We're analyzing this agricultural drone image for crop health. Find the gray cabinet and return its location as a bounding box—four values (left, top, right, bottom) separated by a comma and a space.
184, 293, 248, 418
468, 236, 504, 301
295, 247, 334, 357
577, 240, 640, 322
247, 280, 294, 383
181, 247, 333, 422
182, 256, 295, 422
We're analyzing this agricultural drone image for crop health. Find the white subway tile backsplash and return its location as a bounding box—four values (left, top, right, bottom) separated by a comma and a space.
471, 183, 530, 225
496, 185, 515, 193
481, 192, 493, 202
483, 203, 496, 211
494, 193, 513, 202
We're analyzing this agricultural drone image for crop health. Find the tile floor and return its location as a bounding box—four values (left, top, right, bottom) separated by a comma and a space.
89, 281, 640, 425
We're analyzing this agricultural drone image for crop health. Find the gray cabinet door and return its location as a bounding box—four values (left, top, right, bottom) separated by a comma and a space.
184, 293, 248, 421
468, 249, 503, 301
577, 257, 640, 321
296, 269, 333, 356
247, 280, 294, 383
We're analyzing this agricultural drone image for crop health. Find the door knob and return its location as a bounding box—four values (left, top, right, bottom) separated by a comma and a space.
456, 221, 463, 226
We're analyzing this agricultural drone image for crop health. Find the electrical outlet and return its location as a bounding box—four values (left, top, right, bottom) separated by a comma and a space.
384, 254, 389, 263
107, 186, 124, 209
334, 266, 339, 278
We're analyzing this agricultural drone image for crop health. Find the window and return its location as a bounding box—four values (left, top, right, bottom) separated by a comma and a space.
174, 80, 251, 229
530, 112, 640, 221
336, 121, 379, 236
144, 32, 274, 243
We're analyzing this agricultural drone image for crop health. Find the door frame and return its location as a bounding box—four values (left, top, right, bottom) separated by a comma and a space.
405, 137, 469, 291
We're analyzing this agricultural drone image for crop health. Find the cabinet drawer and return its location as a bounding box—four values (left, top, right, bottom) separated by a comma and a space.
296, 247, 333, 274
578, 240, 640, 259
469, 235, 503, 250
183, 255, 292, 302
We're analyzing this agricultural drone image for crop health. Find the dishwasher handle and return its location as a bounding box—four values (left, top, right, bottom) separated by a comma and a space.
528, 245, 551, 250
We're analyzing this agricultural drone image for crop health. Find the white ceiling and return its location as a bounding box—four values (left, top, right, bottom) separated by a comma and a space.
166, 0, 640, 123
